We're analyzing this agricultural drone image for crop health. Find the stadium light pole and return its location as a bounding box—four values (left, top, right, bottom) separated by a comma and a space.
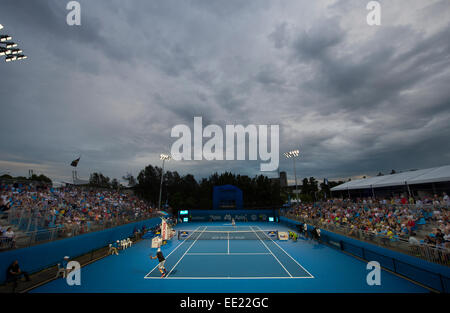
158, 154, 171, 211
284, 149, 300, 205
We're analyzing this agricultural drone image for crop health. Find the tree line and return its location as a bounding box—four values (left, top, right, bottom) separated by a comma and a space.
131, 165, 282, 210
293, 177, 344, 203
1, 168, 345, 207
88, 166, 346, 209
0, 173, 52, 184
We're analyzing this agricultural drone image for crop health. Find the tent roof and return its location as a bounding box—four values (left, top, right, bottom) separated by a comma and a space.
71, 178, 90, 185
331, 165, 450, 191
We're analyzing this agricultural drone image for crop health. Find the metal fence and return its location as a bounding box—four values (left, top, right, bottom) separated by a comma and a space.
282, 212, 449, 267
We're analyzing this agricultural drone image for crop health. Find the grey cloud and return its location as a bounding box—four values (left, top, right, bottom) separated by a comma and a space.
0, 0, 449, 184
269, 22, 290, 49
293, 18, 346, 61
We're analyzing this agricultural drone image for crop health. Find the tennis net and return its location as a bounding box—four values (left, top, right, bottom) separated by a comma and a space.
178, 229, 278, 240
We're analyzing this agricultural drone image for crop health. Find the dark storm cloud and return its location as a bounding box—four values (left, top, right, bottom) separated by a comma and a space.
293, 17, 346, 60
288, 16, 450, 116
0, 0, 449, 184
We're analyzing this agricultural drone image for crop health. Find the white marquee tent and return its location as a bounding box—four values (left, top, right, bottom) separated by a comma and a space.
331, 165, 450, 191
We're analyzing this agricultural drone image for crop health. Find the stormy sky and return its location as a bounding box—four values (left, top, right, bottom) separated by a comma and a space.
0, 0, 449, 185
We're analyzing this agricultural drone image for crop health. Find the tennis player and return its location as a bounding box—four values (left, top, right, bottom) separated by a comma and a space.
150, 248, 167, 278
231, 218, 236, 227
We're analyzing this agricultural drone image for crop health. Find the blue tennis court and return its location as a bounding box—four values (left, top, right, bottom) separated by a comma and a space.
31, 222, 430, 293
144, 225, 313, 279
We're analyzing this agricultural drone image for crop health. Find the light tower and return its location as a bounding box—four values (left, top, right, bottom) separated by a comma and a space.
283, 149, 300, 204
158, 154, 172, 210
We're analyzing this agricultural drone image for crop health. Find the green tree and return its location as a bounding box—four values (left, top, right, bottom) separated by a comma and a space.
122, 173, 137, 187
29, 174, 52, 184
111, 178, 120, 190
89, 172, 111, 188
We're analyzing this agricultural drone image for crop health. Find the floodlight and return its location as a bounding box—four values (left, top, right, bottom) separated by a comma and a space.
10, 49, 22, 54
285, 149, 300, 158
3, 42, 17, 48
5, 56, 17, 62
0, 47, 11, 56
160, 154, 171, 161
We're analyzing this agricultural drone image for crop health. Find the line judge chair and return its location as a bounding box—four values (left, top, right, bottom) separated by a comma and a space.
56, 263, 67, 278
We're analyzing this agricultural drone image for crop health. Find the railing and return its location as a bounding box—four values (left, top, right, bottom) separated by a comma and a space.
282, 212, 449, 267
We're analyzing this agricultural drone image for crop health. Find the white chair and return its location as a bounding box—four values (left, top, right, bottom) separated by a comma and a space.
121, 240, 126, 250
126, 238, 132, 248
109, 243, 119, 255
56, 263, 66, 278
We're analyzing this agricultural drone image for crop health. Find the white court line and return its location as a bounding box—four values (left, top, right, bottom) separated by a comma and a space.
227, 231, 230, 254
206, 225, 250, 229
144, 276, 314, 280
165, 226, 207, 278
143, 225, 201, 278
186, 252, 272, 255
256, 225, 315, 278
250, 226, 293, 278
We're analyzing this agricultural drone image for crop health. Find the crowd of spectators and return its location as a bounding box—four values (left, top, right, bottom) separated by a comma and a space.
286, 193, 450, 250
327, 193, 450, 207
0, 182, 157, 239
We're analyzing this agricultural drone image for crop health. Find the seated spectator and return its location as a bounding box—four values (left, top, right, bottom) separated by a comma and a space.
406, 219, 415, 233
62, 256, 70, 273
424, 235, 435, 246
408, 232, 420, 245
348, 224, 358, 237
444, 192, 449, 206
444, 229, 450, 243
6, 260, 30, 290
4, 227, 14, 238
435, 238, 445, 250
1, 227, 16, 248
0, 198, 11, 212
435, 228, 445, 242
386, 228, 394, 240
